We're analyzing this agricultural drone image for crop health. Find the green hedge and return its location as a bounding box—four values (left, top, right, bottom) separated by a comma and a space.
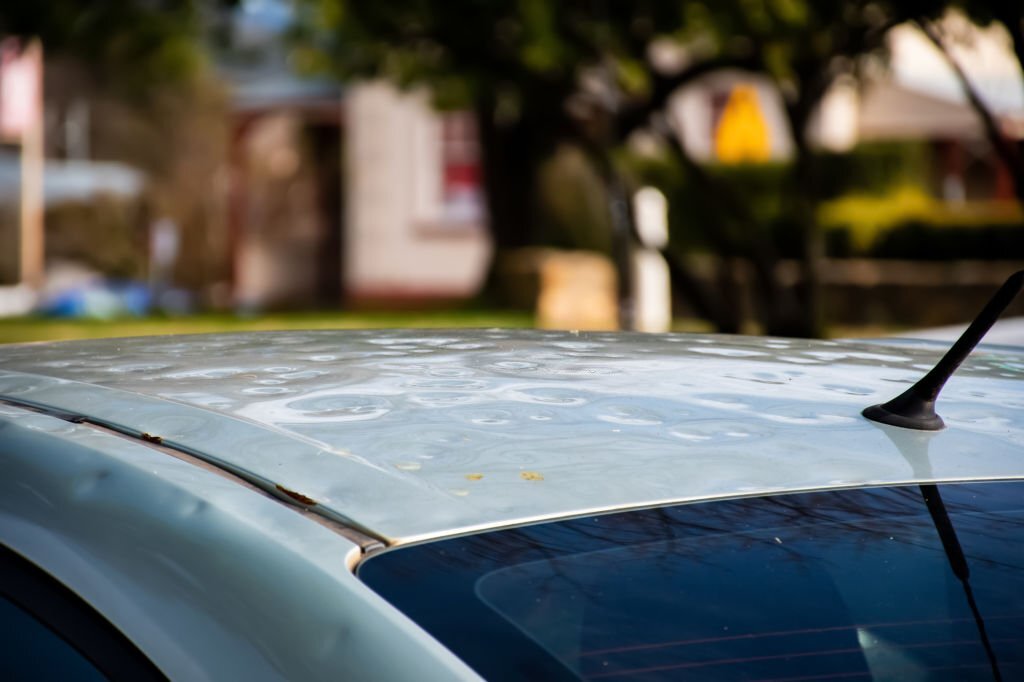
813, 141, 932, 199
623, 152, 788, 253
624, 143, 1021, 261
46, 197, 148, 278
827, 221, 1024, 259
818, 185, 1023, 259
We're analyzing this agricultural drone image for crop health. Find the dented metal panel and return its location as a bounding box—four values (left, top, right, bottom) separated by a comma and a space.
0, 403, 481, 681
1, 330, 1023, 543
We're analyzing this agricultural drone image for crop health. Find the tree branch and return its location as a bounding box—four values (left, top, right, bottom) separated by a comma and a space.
915, 17, 1024, 203
654, 122, 802, 334
616, 52, 761, 140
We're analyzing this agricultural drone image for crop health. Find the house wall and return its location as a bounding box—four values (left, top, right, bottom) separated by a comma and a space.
344, 82, 491, 302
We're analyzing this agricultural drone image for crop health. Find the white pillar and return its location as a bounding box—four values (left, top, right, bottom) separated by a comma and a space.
631, 187, 672, 333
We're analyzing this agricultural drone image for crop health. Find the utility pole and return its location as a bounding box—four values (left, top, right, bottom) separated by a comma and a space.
0, 38, 44, 289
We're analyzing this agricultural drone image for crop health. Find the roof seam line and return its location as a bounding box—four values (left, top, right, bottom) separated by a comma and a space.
0, 395, 388, 553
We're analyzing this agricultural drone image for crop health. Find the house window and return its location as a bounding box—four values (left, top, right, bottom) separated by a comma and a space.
439, 112, 485, 225
413, 109, 485, 231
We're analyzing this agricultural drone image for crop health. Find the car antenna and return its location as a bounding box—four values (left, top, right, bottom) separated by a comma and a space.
862, 270, 1023, 431
919, 484, 1003, 680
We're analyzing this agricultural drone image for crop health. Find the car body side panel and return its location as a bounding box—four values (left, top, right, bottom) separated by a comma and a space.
0, 403, 480, 681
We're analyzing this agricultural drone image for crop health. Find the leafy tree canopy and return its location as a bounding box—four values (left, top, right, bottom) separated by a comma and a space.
291, 1, 914, 126
0, 1, 210, 94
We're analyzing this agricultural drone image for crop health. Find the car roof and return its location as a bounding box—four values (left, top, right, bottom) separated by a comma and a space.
1, 329, 1022, 544
893, 316, 1024, 346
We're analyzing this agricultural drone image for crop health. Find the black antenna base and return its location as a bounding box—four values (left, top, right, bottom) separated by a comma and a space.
862, 270, 1022, 432
862, 390, 944, 431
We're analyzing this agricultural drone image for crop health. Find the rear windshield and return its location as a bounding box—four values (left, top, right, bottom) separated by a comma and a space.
358, 482, 1024, 681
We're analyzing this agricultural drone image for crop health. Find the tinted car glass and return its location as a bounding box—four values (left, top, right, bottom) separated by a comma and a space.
359, 481, 1024, 681
0, 597, 107, 682
0, 546, 165, 682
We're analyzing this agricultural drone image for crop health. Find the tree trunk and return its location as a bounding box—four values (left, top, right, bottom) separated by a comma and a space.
787, 139, 826, 338
780, 69, 830, 339
474, 96, 553, 305
575, 140, 638, 330
662, 133, 800, 335
605, 168, 637, 330
918, 17, 1024, 207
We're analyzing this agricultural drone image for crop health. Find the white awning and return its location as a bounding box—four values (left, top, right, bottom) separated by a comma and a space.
0, 152, 145, 206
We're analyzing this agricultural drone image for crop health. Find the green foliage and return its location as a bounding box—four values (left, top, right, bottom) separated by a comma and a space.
820, 186, 936, 250
820, 187, 1024, 259
536, 146, 613, 253
865, 220, 1024, 260
628, 144, 1022, 261
815, 142, 933, 199
291, 1, 698, 111
291, 0, 1024, 334
46, 197, 147, 278
625, 151, 789, 254
0, 1, 207, 95
688, 0, 903, 95
0, 310, 535, 345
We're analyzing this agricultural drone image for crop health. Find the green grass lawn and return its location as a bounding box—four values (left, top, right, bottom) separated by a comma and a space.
0, 311, 900, 345
0, 310, 536, 344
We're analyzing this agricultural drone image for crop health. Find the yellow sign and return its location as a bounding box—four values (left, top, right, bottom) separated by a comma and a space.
714, 84, 771, 163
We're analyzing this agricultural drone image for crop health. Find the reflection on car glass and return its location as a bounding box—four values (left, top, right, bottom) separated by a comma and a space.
360, 481, 1024, 681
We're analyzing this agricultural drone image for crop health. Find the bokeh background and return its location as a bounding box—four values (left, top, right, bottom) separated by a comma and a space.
1, 1, 1022, 343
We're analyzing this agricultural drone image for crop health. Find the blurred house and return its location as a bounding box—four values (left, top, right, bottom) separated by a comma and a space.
147, 5, 1024, 312
670, 72, 1021, 202
342, 84, 490, 305
221, 3, 490, 311
667, 19, 1023, 203
857, 82, 1020, 201
226, 80, 491, 310
224, 66, 344, 310
11, 4, 1017, 316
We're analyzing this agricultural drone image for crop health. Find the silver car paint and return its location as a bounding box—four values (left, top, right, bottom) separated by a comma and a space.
0, 402, 480, 681
2, 329, 1023, 544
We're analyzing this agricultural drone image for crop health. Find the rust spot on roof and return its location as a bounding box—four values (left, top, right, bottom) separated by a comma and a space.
140, 432, 163, 444
520, 471, 544, 481
275, 484, 318, 506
